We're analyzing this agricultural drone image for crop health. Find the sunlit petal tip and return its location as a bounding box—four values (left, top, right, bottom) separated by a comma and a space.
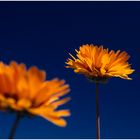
74, 69, 79, 73
75, 49, 79, 53
128, 78, 132, 80
65, 65, 70, 68
69, 53, 76, 60
59, 120, 67, 127
10, 61, 18, 66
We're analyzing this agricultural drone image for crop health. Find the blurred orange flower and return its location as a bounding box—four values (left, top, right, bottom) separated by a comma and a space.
66, 44, 134, 83
0, 61, 70, 127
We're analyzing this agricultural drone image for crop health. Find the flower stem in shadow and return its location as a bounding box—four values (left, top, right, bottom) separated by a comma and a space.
9, 113, 21, 139
96, 83, 100, 139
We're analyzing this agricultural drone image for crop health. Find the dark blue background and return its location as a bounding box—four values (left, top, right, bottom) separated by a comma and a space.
0, 2, 140, 139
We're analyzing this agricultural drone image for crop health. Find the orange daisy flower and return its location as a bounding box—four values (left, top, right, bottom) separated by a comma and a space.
66, 44, 134, 83
0, 61, 70, 127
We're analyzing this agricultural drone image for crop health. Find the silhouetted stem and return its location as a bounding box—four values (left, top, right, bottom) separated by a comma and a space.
9, 113, 21, 139
96, 83, 100, 139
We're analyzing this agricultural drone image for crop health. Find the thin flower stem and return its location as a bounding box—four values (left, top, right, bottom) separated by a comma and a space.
9, 113, 21, 139
96, 82, 100, 139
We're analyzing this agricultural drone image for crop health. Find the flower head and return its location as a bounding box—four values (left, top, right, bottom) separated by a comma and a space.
0, 61, 70, 127
66, 44, 134, 83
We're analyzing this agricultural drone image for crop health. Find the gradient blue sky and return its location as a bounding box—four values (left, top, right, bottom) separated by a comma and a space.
0, 2, 140, 139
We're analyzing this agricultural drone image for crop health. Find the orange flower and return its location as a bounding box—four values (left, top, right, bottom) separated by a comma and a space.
66, 44, 134, 83
0, 61, 70, 127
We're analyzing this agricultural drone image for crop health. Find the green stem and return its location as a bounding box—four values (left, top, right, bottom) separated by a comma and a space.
9, 113, 21, 139
96, 83, 100, 139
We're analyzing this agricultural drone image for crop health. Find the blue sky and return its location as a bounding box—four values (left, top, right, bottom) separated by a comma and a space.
0, 2, 140, 138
